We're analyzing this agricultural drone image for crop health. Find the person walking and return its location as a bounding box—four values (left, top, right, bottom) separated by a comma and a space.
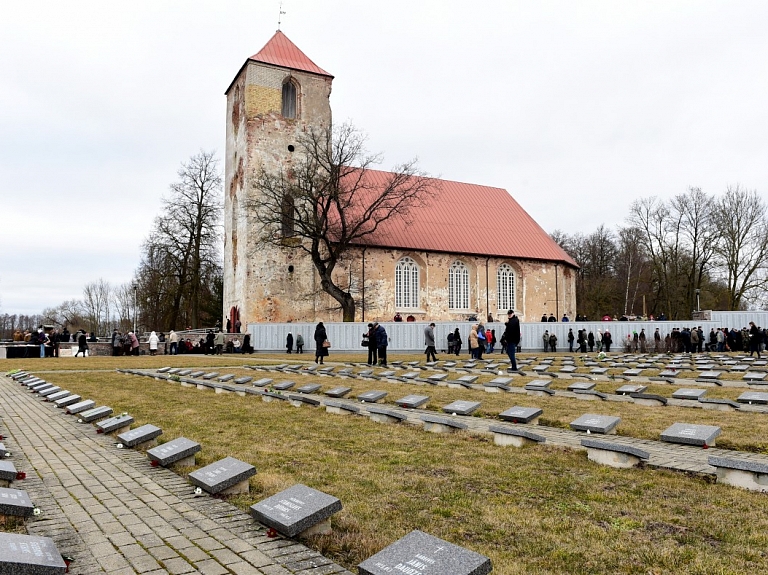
749, 322, 762, 358
286, 332, 293, 354
453, 328, 462, 356
567, 329, 574, 352
169, 330, 179, 355
74, 330, 89, 357
314, 322, 329, 364
424, 323, 437, 362
214, 330, 225, 355
296, 333, 304, 353
504, 310, 521, 371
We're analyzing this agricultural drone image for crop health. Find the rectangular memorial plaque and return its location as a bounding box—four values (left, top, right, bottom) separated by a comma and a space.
325, 387, 351, 398
66, 399, 96, 415
570, 414, 621, 434
54, 394, 81, 408
499, 406, 543, 424
661, 423, 721, 446
79, 406, 113, 423
358, 390, 387, 403
737, 391, 768, 404
358, 530, 491, 575
147, 437, 201, 466
396, 395, 430, 409
0, 533, 66, 574
188, 456, 256, 494
96, 414, 134, 434
117, 424, 163, 448
442, 400, 481, 416
0, 487, 34, 517
296, 383, 322, 394
672, 388, 707, 400
250, 483, 342, 537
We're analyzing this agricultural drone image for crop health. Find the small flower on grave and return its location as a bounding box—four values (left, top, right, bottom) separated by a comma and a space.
4, 452, 10, 458
194, 487, 203, 496
703, 444, 709, 450
33, 507, 41, 516
16, 471, 26, 480
97, 429, 104, 434
150, 460, 159, 467
116, 443, 124, 449
77, 419, 84, 424
586, 429, 591, 435
266, 527, 278, 538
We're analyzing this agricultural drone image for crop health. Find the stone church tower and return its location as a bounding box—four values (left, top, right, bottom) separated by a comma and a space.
223, 31, 334, 326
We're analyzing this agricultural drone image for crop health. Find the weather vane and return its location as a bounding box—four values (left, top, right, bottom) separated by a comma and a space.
278, 1, 286, 30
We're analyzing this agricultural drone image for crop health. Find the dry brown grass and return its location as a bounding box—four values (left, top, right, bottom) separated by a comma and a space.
5, 354, 768, 574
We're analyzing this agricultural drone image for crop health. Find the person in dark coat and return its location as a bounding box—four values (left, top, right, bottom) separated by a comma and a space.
374, 322, 388, 366
286, 332, 293, 354
452, 328, 462, 356
74, 330, 88, 357
365, 323, 377, 365
503, 310, 521, 371
314, 322, 328, 364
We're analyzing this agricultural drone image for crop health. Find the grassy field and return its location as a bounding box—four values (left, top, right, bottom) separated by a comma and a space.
4, 353, 768, 574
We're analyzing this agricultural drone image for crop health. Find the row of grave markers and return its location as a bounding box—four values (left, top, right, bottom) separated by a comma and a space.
129, 365, 768, 493
4, 370, 493, 574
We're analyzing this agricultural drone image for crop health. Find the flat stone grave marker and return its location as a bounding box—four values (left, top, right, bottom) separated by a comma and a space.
177, 369, 192, 376
744, 372, 767, 382
443, 361, 457, 368
461, 362, 477, 369
622, 369, 642, 377
661, 423, 721, 447
483, 363, 500, 371
54, 394, 81, 408
188, 371, 205, 378
698, 371, 722, 380
357, 369, 374, 377
288, 395, 321, 407
532, 365, 549, 373
377, 370, 397, 378
731, 364, 750, 372
117, 424, 162, 448
358, 529, 491, 575
78, 406, 113, 423
324, 387, 351, 398
524, 380, 553, 395
615, 384, 646, 395
0, 443, 8, 458
252, 378, 273, 387
324, 400, 360, 415
37, 386, 61, 397
234, 376, 253, 384
498, 406, 543, 424
559, 365, 577, 373
45, 390, 70, 402
358, 390, 387, 403
400, 372, 420, 380
317, 366, 336, 374
337, 368, 356, 378
157, 367, 171, 373
96, 414, 134, 434
296, 383, 322, 394
147, 437, 201, 467
396, 395, 430, 409
568, 382, 595, 392
635, 363, 654, 369
590, 367, 608, 375
737, 391, 768, 404
753, 360, 768, 366
658, 370, 680, 378
202, 372, 219, 380
0, 461, 17, 487
672, 388, 707, 400
168, 368, 182, 374
273, 381, 295, 391
426, 374, 448, 383
0, 487, 34, 517
457, 375, 479, 384
65, 399, 96, 415
367, 406, 408, 424
442, 400, 481, 416
570, 414, 621, 435
189, 456, 256, 495
250, 483, 342, 537
407, 361, 421, 367
29, 383, 52, 392
487, 377, 513, 387
0, 532, 67, 574
218, 374, 235, 382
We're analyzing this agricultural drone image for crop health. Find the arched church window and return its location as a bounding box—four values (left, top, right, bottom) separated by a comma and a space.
395, 257, 419, 308
448, 261, 470, 310
281, 195, 295, 237
281, 79, 298, 119
497, 264, 516, 311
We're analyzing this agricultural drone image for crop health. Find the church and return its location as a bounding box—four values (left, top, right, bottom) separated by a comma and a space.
223, 31, 577, 325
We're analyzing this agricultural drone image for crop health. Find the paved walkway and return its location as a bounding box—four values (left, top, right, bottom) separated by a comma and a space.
0, 374, 352, 575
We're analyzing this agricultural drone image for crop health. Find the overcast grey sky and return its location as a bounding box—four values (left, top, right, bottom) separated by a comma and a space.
2, 1, 767, 315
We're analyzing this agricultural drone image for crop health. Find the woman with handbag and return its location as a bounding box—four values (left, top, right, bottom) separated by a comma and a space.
314, 322, 329, 364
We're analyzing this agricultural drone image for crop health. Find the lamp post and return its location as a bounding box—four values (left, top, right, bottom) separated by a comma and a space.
695, 289, 701, 312
132, 284, 137, 334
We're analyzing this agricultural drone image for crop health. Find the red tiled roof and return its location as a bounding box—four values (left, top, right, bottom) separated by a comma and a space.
346, 169, 578, 267
250, 30, 333, 78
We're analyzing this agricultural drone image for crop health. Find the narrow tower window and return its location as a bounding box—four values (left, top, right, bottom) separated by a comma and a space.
281, 79, 298, 119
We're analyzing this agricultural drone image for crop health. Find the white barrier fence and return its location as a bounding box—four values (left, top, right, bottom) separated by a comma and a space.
245, 319, 749, 353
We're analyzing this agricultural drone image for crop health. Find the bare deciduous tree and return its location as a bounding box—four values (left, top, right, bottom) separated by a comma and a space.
713, 185, 768, 309
249, 123, 438, 321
